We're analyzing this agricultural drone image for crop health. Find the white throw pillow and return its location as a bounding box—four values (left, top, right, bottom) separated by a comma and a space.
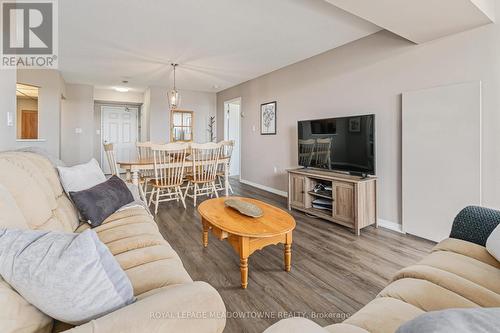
486, 224, 500, 262
57, 159, 106, 193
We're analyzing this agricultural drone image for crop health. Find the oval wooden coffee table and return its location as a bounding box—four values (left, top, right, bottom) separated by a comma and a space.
198, 197, 296, 289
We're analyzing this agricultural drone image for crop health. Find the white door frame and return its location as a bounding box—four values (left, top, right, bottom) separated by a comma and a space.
224, 97, 242, 180
100, 105, 139, 173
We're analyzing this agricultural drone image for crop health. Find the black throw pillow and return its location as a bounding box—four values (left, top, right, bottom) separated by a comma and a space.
69, 176, 134, 227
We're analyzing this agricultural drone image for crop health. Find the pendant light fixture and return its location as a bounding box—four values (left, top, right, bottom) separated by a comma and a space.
168, 63, 180, 109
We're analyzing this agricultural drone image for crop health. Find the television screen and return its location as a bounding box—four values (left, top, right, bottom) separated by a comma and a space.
297, 115, 375, 175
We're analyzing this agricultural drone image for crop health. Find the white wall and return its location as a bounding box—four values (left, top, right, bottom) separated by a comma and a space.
94, 88, 144, 104
149, 87, 217, 143
0, 69, 65, 158
61, 84, 95, 165
217, 22, 500, 226
141, 88, 151, 142
0, 70, 17, 151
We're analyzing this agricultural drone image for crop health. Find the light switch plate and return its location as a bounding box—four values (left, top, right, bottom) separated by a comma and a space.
6, 112, 13, 127
75, 128, 82, 134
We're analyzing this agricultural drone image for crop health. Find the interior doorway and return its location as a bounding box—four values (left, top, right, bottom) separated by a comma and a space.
224, 98, 241, 178
100, 105, 139, 174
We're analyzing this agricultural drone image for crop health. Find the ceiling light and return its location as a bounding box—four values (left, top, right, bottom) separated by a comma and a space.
168, 63, 180, 109
114, 87, 129, 93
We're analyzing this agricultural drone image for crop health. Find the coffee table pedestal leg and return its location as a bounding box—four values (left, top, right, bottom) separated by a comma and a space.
284, 232, 292, 272
239, 237, 249, 289
202, 219, 209, 248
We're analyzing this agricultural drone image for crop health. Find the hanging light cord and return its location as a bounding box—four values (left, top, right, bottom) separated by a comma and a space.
172, 63, 177, 90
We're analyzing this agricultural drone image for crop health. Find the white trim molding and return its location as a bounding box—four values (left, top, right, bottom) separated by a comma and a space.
378, 219, 404, 234
239, 179, 288, 197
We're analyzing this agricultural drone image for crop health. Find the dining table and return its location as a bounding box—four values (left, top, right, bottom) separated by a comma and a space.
117, 155, 232, 197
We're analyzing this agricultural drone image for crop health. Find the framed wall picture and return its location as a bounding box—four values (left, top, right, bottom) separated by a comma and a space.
260, 101, 277, 135
348, 117, 361, 133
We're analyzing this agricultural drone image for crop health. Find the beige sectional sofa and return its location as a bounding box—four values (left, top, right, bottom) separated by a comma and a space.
265, 233, 500, 332
0, 152, 226, 333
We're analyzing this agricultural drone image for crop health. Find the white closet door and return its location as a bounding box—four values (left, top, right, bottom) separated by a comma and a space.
402, 81, 481, 242
101, 106, 138, 174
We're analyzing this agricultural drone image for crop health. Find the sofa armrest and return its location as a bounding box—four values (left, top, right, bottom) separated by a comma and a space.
263, 318, 329, 333
449, 206, 500, 246
64, 282, 226, 333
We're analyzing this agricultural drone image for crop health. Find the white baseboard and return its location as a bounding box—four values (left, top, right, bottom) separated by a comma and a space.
239, 179, 288, 197
378, 219, 404, 234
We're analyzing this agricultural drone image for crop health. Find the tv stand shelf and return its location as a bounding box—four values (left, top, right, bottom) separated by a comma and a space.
287, 168, 377, 235
307, 190, 333, 200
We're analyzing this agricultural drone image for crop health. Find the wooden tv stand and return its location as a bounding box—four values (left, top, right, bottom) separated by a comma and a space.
287, 168, 377, 235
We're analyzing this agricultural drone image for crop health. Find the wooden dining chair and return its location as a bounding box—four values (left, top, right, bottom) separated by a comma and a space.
103, 142, 120, 176
149, 143, 189, 214
216, 140, 234, 194
298, 139, 315, 167
103, 142, 146, 201
315, 138, 332, 169
184, 142, 222, 207
136, 141, 154, 198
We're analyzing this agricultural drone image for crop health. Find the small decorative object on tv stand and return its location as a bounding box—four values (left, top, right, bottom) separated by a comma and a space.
287, 168, 377, 235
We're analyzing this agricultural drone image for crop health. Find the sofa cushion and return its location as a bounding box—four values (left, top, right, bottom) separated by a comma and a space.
417, 250, 500, 294
344, 297, 424, 333
263, 317, 328, 333
0, 228, 135, 325
0, 276, 53, 333
76, 207, 192, 296
0, 152, 79, 232
393, 264, 500, 307
0, 184, 29, 229
433, 238, 500, 269
325, 323, 370, 333
378, 278, 478, 311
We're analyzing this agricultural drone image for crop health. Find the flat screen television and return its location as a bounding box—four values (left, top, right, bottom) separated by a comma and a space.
297, 115, 375, 175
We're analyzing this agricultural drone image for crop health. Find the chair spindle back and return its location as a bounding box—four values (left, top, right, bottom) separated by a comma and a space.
315, 138, 332, 168
103, 142, 120, 175
298, 139, 315, 167
151, 143, 188, 188
190, 142, 221, 183
218, 140, 234, 174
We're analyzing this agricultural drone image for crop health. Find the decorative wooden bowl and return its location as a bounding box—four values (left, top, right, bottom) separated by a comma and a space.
224, 199, 264, 218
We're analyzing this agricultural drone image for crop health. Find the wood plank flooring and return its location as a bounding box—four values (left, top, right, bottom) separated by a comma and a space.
154, 179, 435, 333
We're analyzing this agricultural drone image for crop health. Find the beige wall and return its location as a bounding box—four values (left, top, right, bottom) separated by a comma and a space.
217, 24, 500, 225
0, 69, 65, 158
61, 84, 95, 165
149, 87, 217, 143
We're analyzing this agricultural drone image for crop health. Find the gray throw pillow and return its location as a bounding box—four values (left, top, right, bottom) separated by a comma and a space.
69, 176, 134, 227
0, 228, 135, 325
396, 308, 500, 333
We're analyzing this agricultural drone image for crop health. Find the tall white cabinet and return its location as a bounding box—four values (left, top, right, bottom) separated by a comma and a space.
402, 81, 482, 242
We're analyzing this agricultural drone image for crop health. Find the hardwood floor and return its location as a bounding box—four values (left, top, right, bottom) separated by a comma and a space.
154, 179, 435, 333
